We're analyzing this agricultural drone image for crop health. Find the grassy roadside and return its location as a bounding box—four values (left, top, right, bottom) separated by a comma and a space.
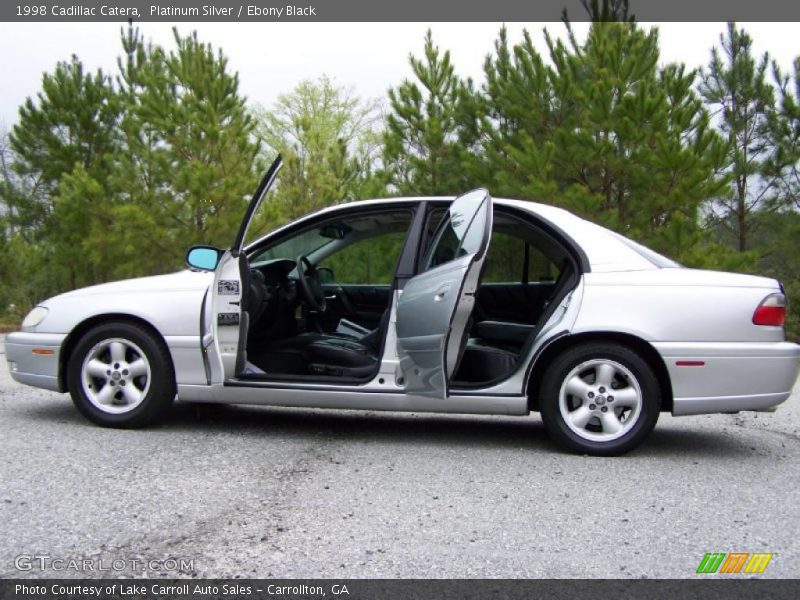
0, 324, 17, 333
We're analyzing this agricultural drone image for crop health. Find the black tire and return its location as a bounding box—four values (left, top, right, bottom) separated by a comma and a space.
67, 322, 176, 428
538, 342, 660, 456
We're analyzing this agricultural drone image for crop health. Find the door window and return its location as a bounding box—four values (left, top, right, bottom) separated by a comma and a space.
424, 190, 489, 270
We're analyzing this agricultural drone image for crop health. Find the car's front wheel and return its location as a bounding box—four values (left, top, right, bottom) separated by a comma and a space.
67, 322, 175, 428
539, 343, 661, 456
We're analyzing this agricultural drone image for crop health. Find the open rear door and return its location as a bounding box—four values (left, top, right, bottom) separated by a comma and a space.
211, 155, 282, 379
395, 189, 493, 397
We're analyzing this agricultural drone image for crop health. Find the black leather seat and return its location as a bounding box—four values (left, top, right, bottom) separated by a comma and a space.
305, 336, 378, 377
454, 340, 519, 383
252, 308, 390, 378
304, 308, 390, 377
473, 320, 536, 347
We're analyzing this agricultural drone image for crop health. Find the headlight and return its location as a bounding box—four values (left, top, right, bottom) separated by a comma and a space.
22, 306, 49, 329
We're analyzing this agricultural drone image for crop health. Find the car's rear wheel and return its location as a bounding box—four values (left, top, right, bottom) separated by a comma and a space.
539, 343, 660, 456
67, 322, 175, 428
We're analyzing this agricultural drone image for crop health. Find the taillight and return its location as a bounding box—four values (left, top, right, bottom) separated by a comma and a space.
752, 293, 786, 326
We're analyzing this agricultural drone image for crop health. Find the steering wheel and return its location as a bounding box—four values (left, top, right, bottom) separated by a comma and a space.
296, 255, 326, 312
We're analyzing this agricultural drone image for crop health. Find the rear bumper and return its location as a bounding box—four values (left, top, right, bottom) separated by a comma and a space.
5, 331, 67, 392
654, 341, 800, 416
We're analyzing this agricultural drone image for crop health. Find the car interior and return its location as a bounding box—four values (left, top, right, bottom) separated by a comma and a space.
238, 204, 577, 387
424, 208, 576, 386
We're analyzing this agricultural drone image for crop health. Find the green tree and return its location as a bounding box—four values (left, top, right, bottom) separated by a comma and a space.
54, 27, 262, 281
384, 29, 465, 195
461, 22, 727, 263
0, 127, 16, 233
753, 58, 800, 340
769, 58, 800, 211
567, 0, 634, 22
254, 75, 382, 225
456, 27, 558, 199
2, 26, 262, 312
699, 23, 778, 252
123, 28, 260, 250
551, 22, 728, 256
6, 56, 121, 290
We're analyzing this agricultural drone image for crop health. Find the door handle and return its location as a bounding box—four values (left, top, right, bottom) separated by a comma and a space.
434, 285, 451, 302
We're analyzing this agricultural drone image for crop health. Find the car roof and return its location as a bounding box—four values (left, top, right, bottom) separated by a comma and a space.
257, 196, 665, 272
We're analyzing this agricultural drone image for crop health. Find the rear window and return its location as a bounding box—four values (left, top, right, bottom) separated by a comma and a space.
609, 232, 681, 268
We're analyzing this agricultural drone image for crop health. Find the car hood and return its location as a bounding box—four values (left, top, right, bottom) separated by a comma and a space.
48, 270, 214, 302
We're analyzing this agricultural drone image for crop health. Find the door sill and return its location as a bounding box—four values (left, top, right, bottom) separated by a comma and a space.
229, 372, 374, 386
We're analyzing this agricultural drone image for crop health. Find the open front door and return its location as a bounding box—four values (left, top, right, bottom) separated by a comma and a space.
211, 156, 282, 379
396, 189, 493, 397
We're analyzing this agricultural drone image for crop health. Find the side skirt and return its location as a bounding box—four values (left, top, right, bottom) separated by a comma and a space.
176, 382, 528, 416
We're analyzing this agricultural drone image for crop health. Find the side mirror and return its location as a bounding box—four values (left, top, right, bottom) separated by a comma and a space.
186, 246, 222, 271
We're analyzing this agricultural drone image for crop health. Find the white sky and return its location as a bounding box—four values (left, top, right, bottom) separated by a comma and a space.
0, 22, 797, 128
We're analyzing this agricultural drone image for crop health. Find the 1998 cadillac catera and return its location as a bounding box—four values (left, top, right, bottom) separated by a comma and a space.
6, 157, 799, 455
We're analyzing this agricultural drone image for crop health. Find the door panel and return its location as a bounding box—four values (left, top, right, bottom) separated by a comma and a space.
396, 255, 474, 393
211, 249, 247, 379
396, 189, 493, 397
212, 155, 282, 380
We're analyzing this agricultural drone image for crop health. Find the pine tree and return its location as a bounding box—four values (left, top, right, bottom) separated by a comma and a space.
5, 26, 262, 294
140, 29, 260, 247
699, 23, 778, 252
384, 29, 465, 195
572, 0, 634, 22
457, 27, 558, 199
464, 22, 726, 262
102, 26, 261, 275
755, 58, 800, 340
769, 58, 800, 211
7, 56, 121, 289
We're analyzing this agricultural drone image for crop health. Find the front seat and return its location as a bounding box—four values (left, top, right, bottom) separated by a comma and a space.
303, 308, 391, 378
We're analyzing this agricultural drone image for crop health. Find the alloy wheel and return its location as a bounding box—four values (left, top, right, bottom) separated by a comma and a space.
558, 359, 643, 442
80, 337, 152, 414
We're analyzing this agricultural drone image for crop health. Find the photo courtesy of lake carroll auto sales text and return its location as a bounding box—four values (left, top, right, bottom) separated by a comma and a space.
15, 583, 345, 596
0, 0, 799, 598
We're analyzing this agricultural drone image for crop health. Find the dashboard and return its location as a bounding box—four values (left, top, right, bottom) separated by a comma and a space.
247, 258, 299, 334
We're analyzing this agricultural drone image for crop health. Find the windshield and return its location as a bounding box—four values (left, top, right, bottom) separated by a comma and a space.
250, 228, 335, 266
234, 155, 282, 252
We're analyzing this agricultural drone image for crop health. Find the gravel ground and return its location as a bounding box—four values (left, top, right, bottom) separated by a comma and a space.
1, 335, 798, 579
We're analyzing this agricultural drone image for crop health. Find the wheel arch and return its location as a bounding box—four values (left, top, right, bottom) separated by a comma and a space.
526, 331, 674, 413
58, 313, 173, 392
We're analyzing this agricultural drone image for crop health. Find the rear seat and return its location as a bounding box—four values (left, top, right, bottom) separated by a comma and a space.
473, 320, 536, 347
452, 320, 538, 383
455, 340, 519, 382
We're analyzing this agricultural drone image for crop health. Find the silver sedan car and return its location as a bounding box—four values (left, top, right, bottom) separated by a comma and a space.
6, 158, 800, 455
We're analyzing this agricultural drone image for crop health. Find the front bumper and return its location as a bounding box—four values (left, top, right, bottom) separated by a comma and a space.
654, 341, 800, 416
5, 331, 67, 392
